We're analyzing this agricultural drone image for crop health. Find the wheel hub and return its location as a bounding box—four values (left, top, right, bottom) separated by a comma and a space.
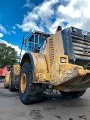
21, 73, 27, 93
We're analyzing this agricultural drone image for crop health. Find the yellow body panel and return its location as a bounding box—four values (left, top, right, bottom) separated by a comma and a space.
32, 53, 90, 91
31, 53, 50, 82
44, 32, 64, 73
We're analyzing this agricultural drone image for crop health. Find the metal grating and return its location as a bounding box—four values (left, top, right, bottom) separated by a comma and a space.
72, 35, 90, 60
49, 37, 54, 68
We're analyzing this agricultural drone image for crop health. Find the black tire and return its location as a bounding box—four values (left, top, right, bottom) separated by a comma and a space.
19, 63, 45, 105
60, 90, 86, 98
9, 69, 16, 91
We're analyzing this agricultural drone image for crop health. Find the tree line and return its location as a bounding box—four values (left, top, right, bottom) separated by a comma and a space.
0, 43, 18, 67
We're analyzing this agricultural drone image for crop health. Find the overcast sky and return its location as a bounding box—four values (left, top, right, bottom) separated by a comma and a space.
0, 0, 90, 56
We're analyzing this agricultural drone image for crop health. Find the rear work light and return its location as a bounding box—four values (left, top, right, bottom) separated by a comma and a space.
60, 57, 67, 63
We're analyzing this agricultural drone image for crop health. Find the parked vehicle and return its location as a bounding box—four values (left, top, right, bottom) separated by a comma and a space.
0, 66, 10, 79
5, 26, 90, 105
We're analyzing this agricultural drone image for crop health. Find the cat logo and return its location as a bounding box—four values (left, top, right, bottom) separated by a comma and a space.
83, 47, 90, 54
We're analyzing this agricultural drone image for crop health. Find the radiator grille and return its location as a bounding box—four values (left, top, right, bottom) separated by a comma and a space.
72, 35, 90, 61
49, 37, 54, 68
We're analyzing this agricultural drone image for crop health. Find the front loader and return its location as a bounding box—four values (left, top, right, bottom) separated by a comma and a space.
4, 64, 20, 91
15, 26, 90, 104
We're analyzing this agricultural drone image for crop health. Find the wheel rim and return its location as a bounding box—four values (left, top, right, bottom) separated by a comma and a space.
9, 75, 11, 86
21, 73, 27, 93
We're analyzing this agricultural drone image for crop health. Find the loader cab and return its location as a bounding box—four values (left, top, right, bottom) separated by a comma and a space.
28, 31, 50, 53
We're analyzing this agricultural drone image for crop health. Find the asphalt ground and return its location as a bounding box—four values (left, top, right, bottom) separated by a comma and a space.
0, 82, 90, 120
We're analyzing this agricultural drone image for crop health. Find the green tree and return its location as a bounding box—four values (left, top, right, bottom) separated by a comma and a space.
0, 43, 17, 67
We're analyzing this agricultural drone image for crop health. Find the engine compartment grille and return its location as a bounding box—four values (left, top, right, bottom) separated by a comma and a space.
72, 35, 90, 61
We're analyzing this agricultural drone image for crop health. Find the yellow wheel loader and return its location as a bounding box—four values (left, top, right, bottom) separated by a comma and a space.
15, 26, 90, 104
4, 64, 20, 91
